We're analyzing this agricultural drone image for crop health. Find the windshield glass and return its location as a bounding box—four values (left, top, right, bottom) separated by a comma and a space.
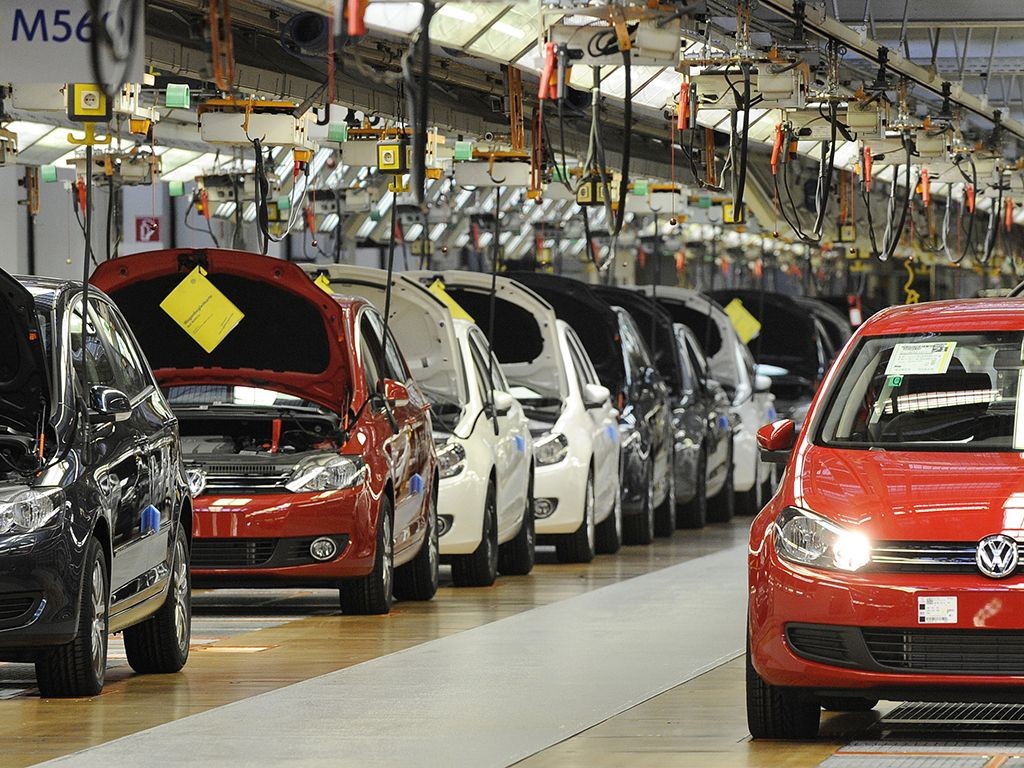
818, 332, 1024, 451
423, 387, 464, 433
165, 385, 330, 414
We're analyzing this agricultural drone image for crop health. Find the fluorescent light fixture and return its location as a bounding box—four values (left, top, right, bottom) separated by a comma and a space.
437, 4, 476, 23
365, 2, 423, 34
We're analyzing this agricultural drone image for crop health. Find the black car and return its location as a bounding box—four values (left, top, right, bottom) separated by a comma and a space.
793, 296, 852, 365
592, 285, 732, 531
0, 271, 192, 697
508, 272, 672, 546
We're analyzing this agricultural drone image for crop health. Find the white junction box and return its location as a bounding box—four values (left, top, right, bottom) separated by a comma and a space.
454, 161, 532, 188
200, 110, 313, 150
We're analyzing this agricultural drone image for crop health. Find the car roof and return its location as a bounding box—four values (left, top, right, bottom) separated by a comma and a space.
860, 299, 1024, 336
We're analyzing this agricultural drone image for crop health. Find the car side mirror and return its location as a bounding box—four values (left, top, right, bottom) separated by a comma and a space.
757, 419, 795, 464
582, 382, 610, 409
382, 379, 409, 408
491, 390, 515, 416
754, 373, 773, 393
88, 385, 132, 424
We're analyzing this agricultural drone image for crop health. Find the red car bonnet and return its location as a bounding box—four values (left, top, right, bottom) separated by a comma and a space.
91, 248, 353, 413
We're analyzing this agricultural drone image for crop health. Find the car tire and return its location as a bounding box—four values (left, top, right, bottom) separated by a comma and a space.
707, 440, 735, 523
124, 525, 191, 674
394, 488, 440, 600
623, 464, 655, 545
36, 537, 108, 698
595, 483, 622, 555
340, 497, 394, 615
746, 636, 821, 739
676, 447, 708, 529
819, 697, 878, 712
499, 475, 535, 576
452, 480, 499, 586
556, 469, 596, 563
653, 451, 676, 538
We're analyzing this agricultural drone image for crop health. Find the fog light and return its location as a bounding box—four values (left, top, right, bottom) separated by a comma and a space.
309, 536, 338, 562
534, 498, 557, 519
436, 514, 454, 537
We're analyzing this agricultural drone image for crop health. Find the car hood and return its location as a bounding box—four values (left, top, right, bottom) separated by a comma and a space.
0, 270, 49, 433
91, 249, 351, 413
795, 445, 1024, 541
302, 264, 465, 404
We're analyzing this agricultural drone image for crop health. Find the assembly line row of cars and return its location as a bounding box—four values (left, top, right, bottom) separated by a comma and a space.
0, 246, 843, 700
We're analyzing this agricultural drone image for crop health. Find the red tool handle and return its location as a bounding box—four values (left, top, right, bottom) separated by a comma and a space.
920, 168, 930, 208
538, 42, 556, 101
770, 124, 783, 176
347, 0, 366, 37
676, 82, 689, 131
966, 183, 975, 213
863, 146, 873, 193
1006, 197, 1014, 232
199, 188, 211, 220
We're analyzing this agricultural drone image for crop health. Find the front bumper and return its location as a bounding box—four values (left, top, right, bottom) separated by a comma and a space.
0, 522, 83, 654
191, 485, 377, 586
750, 543, 1024, 696
534, 456, 589, 536
437, 468, 488, 556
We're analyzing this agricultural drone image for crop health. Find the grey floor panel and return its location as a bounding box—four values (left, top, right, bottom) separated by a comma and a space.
840, 741, 1024, 754
38, 544, 747, 768
819, 758, 990, 768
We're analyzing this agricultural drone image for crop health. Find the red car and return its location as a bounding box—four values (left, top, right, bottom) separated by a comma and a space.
748, 299, 1024, 738
92, 249, 438, 615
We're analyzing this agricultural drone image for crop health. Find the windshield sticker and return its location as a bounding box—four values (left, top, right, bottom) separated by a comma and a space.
160, 266, 245, 354
884, 341, 957, 376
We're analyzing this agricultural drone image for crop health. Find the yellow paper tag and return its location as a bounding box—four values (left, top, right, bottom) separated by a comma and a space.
427, 279, 474, 323
159, 267, 245, 354
722, 298, 761, 344
313, 274, 334, 295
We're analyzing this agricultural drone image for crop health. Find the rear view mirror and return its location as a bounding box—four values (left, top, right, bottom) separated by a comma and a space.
582, 383, 610, 409
88, 386, 132, 424
382, 379, 409, 408
757, 419, 796, 464
754, 373, 773, 393
491, 390, 515, 416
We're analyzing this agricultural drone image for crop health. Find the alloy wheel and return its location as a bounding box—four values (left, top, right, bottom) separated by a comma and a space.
90, 560, 107, 681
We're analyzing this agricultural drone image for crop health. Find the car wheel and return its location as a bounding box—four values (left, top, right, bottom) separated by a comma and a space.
452, 480, 499, 586
746, 636, 820, 739
623, 465, 655, 545
653, 451, 676, 538
707, 440, 735, 523
556, 469, 596, 563
340, 497, 394, 615
36, 537, 108, 697
595, 481, 622, 555
124, 524, 191, 674
499, 475, 535, 576
819, 697, 878, 712
394, 487, 441, 600
677, 447, 708, 529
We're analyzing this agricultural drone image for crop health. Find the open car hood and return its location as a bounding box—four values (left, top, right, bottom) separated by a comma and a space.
302, 264, 465, 403
593, 285, 682, 392
0, 271, 49, 433
407, 270, 566, 399
91, 249, 351, 413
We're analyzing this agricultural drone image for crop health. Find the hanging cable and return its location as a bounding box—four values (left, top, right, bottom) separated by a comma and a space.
980, 169, 1007, 265
859, 137, 915, 261
612, 49, 632, 238
485, 186, 501, 436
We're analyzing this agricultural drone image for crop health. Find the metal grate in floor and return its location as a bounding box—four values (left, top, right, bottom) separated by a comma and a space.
819, 758, 990, 768
884, 702, 1024, 731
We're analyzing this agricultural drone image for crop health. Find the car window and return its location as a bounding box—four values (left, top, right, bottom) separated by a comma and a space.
819, 331, 1024, 451
684, 334, 709, 382
675, 335, 697, 392
69, 301, 118, 390
616, 310, 652, 381
93, 301, 151, 398
565, 333, 593, 393
467, 334, 493, 401
566, 329, 600, 387
358, 313, 383, 393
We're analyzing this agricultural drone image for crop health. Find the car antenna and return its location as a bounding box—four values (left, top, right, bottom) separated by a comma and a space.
485, 186, 501, 436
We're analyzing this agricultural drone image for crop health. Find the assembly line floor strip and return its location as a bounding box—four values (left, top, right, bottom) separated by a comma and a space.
37, 539, 748, 767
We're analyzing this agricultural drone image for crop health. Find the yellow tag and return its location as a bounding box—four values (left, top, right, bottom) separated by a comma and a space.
427, 280, 474, 323
722, 298, 761, 344
159, 267, 245, 353
314, 274, 334, 295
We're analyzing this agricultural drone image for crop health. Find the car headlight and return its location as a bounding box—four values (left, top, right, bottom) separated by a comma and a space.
435, 439, 466, 479
0, 487, 64, 534
534, 432, 568, 466
773, 506, 871, 572
285, 455, 365, 493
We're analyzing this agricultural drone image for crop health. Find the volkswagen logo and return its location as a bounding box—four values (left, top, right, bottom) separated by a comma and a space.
976, 534, 1020, 579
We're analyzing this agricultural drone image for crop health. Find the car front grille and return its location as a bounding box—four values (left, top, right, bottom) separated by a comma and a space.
867, 541, 1024, 575
0, 593, 38, 624
191, 536, 349, 569
189, 462, 293, 494
863, 628, 1024, 675
786, 624, 857, 666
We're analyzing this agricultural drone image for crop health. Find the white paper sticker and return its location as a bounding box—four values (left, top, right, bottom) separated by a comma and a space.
918, 595, 957, 624
885, 342, 957, 376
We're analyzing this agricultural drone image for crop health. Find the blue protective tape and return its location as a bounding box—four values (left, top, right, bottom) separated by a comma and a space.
409, 473, 424, 495
514, 435, 526, 453
141, 504, 160, 535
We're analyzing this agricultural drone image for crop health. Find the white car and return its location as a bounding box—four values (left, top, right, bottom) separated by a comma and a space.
411, 271, 621, 563
303, 265, 534, 586
639, 286, 777, 515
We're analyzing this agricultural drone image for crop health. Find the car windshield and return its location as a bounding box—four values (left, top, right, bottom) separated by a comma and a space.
165, 385, 329, 414
423, 387, 464, 433
818, 331, 1024, 451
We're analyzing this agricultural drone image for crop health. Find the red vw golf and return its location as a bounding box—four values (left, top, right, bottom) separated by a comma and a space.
748, 299, 1024, 738
92, 249, 438, 615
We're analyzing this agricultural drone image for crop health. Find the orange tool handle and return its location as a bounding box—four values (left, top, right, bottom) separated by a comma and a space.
538, 42, 556, 101
966, 183, 975, 213
770, 124, 783, 176
347, 0, 367, 37
199, 188, 211, 220
677, 82, 690, 131
1006, 197, 1014, 232
863, 146, 873, 193
920, 168, 930, 208
75, 178, 87, 212
305, 206, 316, 233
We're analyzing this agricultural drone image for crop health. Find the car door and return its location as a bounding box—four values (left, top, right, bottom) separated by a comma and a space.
69, 298, 151, 596
485, 341, 530, 535
565, 328, 618, 506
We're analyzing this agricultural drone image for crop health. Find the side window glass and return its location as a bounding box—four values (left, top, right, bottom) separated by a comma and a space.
94, 302, 149, 398
359, 314, 383, 393
69, 301, 118, 390
566, 338, 590, 392
383, 329, 409, 382
468, 336, 493, 401
568, 332, 599, 387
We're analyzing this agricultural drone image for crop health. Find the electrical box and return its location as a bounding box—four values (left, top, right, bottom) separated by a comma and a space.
199, 101, 314, 149
847, 104, 883, 139
693, 69, 755, 107
915, 132, 947, 159
0, 127, 16, 166
548, 20, 680, 67
754, 67, 805, 109
377, 139, 411, 175
787, 108, 846, 141
340, 140, 380, 168
198, 173, 258, 203
8, 83, 65, 112
454, 161, 532, 188
66, 151, 160, 184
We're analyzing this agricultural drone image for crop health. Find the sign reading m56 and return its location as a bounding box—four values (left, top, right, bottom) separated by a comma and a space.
0, 1, 143, 86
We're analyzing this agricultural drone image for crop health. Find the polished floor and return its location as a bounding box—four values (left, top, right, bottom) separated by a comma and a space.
4, 521, 1013, 767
